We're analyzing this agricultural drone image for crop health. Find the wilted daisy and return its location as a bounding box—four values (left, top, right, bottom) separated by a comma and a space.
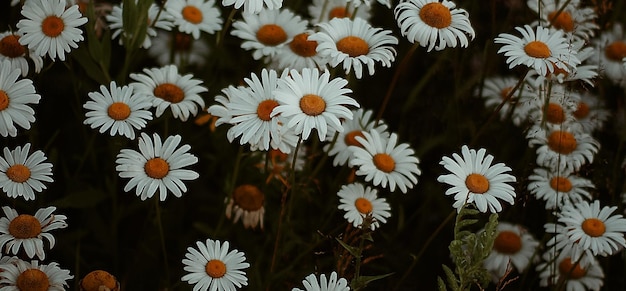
349, 129, 421, 194
0, 206, 67, 260
166, 0, 223, 40
0, 259, 73, 290
0, 143, 53, 201
130, 64, 207, 121
337, 182, 391, 230
182, 239, 250, 291
478, 75, 535, 126
270, 31, 329, 71
0, 31, 43, 76
495, 25, 580, 77
225, 184, 265, 229
115, 132, 199, 201
527, 126, 599, 174
437, 145, 516, 213
527, 0, 598, 41
528, 167, 594, 210
310, 17, 398, 79
272, 68, 359, 141
394, 0, 475, 51
292, 271, 350, 291
16, 0, 88, 61
483, 222, 539, 279
537, 249, 604, 291
148, 31, 210, 67
0, 60, 41, 137
80, 270, 120, 291
222, 0, 283, 14
308, 0, 370, 24
83, 81, 153, 140
106, 2, 175, 49
589, 23, 626, 85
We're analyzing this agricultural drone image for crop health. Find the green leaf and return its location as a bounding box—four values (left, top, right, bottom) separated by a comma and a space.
442, 264, 459, 290
71, 45, 109, 84
351, 273, 394, 290
437, 276, 447, 291
336, 238, 360, 258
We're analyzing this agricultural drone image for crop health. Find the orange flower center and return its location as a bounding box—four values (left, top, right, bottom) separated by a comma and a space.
373, 153, 395, 173
573, 102, 589, 119
0, 34, 26, 58
581, 218, 606, 237
205, 260, 227, 278
256, 99, 279, 121
547, 130, 577, 154
354, 197, 373, 214
256, 24, 287, 46
6, 164, 32, 183
493, 230, 522, 254
41, 16, 65, 37
524, 41, 551, 58
16, 269, 50, 291
154, 83, 185, 103
174, 32, 193, 51
8, 214, 42, 239
465, 173, 489, 194
336, 36, 369, 57
549, 176, 573, 192
299, 94, 326, 116
605, 41, 626, 62
233, 184, 264, 211
269, 148, 289, 163
500, 86, 513, 100
81, 270, 118, 291
558, 258, 587, 279
182, 5, 203, 24
328, 6, 350, 19
289, 33, 318, 57
144, 158, 169, 179
419, 2, 452, 29
545, 103, 565, 124
548, 11, 574, 32
0, 90, 8, 111
107, 102, 131, 121
548, 62, 569, 77
345, 130, 365, 147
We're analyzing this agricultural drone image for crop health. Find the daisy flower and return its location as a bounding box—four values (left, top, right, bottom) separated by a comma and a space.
544, 222, 595, 268
231, 8, 308, 60
527, 0, 599, 41
0, 60, 41, 137
272, 68, 359, 141
394, 0, 475, 52
292, 271, 350, 291
80, 270, 119, 291
349, 129, 421, 194
527, 167, 594, 210
0, 143, 53, 201
347, 0, 390, 8
477, 75, 535, 126
148, 31, 210, 67
0, 31, 44, 76
83, 81, 153, 140
115, 132, 199, 201
495, 25, 580, 77
270, 31, 330, 71
526, 39, 598, 87
527, 126, 599, 174
482, 222, 539, 279
310, 17, 398, 79
0, 259, 73, 290
308, 0, 371, 24
437, 145, 516, 213
254, 147, 306, 184
537, 249, 604, 291
166, 0, 223, 40
589, 23, 626, 86
573, 92, 609, 133
130, 64, 207, 121
225, 184, 265, 229
16, 0, 88, 61
181, 239, 250, 291
0, 206, 67, 260
106, 2, 175, 49
222, 0, 283, 14
337, 182, 391, 230
524, 84, 580, 132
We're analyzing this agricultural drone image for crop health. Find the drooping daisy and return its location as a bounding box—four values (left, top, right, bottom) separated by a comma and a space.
83, 81, 153, 140
225, 184, 265, 229
0, 31, 44, 76
394, 0, 475, 52
527, 126, 599, 174
0, 206, 67, 260
437, 145, 516, 213
310, 17, 398, 79
130, 64, 207, 121
482, 222, 539, 279
537, 249, 604, 291
292, 271, 350, 291
222, 0, 283, 15
231, 8, 308, 60
477, 75, 535, 126
115, 132, 199, 201
495, 25, 580, 77
148, 30, 210, 67
527, 0, 599, 41
254, 147, 306, 184
572, 92, 609, 133
270, 31, 330, 71
337, 182, 391, 230
16, 0, 88, 61
181, 239, 250, 291
349, 129, 421, 194
0, 259, 73, 290
308, 0, 371, 24
80, 270, 119, 291
271, 68, 359, 141
527, 167, 594, 210
0, 60, 41, 137
589, 23, 626, 86
0, 143, 53, 201
166, 0, 223, 40
106, 2, 175, 49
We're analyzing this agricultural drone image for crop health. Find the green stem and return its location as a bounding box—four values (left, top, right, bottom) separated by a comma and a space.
376, 42, 420, 124
217, 8, 238, 48
154, 197, 171, 286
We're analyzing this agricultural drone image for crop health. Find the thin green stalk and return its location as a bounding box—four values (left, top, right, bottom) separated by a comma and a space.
154, 197, 171, 286
217, 8, 238, 48
213, 145, 245, 236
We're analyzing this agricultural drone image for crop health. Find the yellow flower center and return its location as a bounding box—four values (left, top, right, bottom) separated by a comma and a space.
373, 153, 395, 173
328, 6, 350, 19
465, 173, 489, 194
549, 176, 573, 192
154, 83, 185, 103
354, 197, 373, 214
0, 90, 9, 111
81, 270, 118, 291
6, 164, 32, 183
581, 218, 606, 237
345, 130, 365, 147
256, 24, 287, 46
548, 11, 574, 32
493, 230, 522, 254
144, 158, 169, 179
573, 102, 589, 119
289, 33, 318, 57
174, 32, 193, 51
182, 5, 203, 24
8, 214, 42, 239
524, 41, 551, 58
0, 34, 26, 58
605, 41, 626, 62
419, 2, 452, 29
16, 269, 50, 291
558, 258, 587, 279
336, 36, 369, 57
205, 260, 227, 278
256, 99, 279, 121
233, 184, 264, 211
547, 130, 577, 154
41, 16, 65, 37
299, 94, 326, 116
107, 102, 131, 121
545, 103, 565, 124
